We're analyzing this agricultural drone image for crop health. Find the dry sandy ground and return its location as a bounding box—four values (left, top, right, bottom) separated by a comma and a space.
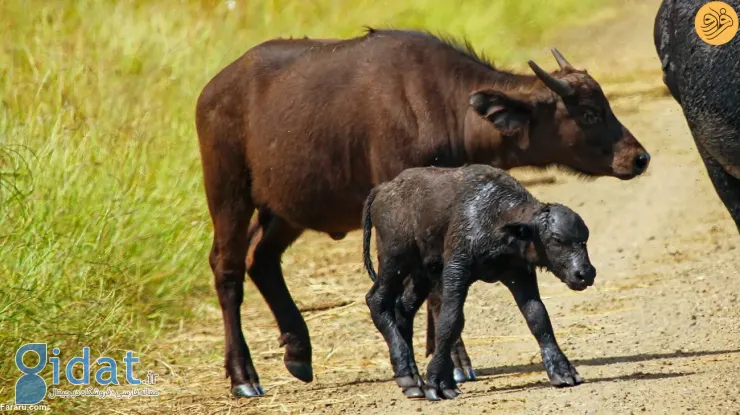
95, 2, 739, 414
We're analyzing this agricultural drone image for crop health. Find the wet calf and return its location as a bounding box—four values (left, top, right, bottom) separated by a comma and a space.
362, 164, 596, 400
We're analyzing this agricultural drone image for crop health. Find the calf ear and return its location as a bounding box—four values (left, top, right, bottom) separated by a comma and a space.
469, 90, 533, 136
501, 222, 536, 258
501, 222, 535, 241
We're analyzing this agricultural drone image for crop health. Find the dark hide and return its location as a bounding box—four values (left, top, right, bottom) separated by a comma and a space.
655, 0, 740, 229
362, 165, 595, 400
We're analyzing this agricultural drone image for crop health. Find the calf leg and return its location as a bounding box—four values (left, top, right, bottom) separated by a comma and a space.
425, 262, 469, 401
696, 141, 740, 231
366, 256, 423, 399
426, 285, 476, 383
502, 270, 583, 387
451, 338, 475, 383
247, 211, 313, 383
395, 274, 430, 388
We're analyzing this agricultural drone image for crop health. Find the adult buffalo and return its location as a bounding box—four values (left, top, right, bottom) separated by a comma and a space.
655, 0, 740, 229
196, 29, 650, 398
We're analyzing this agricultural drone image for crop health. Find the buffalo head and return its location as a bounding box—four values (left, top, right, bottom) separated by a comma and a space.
468, 49, 650, 180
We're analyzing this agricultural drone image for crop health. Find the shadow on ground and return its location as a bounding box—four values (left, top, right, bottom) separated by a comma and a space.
293, 348, 739, 394
465, 371, 694, 398
476, 348, 740, 377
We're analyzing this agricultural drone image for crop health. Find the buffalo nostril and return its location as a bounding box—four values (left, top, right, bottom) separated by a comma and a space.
633, 152, 650, 174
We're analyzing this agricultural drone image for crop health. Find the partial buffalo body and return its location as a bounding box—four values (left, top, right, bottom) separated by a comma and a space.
195, 29, 650, 397
362, 165, 595, 400
655, 0, 740, 229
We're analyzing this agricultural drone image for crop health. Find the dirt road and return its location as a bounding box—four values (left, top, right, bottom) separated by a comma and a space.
104, 2, 739, 413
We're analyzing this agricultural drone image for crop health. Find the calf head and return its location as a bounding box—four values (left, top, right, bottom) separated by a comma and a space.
469, 49, 650, 180
530, 203, 596, 291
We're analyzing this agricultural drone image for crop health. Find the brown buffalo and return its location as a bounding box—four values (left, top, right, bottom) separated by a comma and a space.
195, 28, 650, 398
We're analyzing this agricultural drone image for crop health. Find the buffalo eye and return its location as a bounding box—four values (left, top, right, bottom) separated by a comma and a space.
580, 109, 601, 126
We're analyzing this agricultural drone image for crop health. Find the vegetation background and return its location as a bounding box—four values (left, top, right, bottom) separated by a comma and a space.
0, 0, 616, 411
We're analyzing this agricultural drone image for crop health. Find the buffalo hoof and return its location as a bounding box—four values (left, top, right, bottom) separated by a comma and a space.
453, 366, 477, 383
396, 376, 425, 399
232, 383, 264, 398
285, 361, 314, 383
329, 232, 347, 240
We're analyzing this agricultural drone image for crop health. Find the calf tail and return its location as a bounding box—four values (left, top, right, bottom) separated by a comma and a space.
362, 187, 380, 282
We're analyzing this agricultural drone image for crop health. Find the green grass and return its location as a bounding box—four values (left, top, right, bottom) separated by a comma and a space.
0, 0, 606, 410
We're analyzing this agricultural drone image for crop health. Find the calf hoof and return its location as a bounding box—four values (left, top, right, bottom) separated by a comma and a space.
550, 372, 584, 387
396, 376, 425, 399
453, 368, 465, 383
403, 387, 425, 399
424, 387, 441, 401
547, 361, 583, 387
423, 378, 460, 401
232, 383, 264, 398
423, 386, 459, 401
285, 361, 314, 383
453, 366, 477, 383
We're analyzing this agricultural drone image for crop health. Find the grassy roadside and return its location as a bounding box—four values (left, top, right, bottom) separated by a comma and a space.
0, 0, 609, 410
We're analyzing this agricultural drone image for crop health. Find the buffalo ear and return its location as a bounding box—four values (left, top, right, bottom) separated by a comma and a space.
469, 90, 533, 136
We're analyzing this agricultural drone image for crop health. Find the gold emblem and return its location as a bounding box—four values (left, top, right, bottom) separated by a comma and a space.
695, 2, 738, 45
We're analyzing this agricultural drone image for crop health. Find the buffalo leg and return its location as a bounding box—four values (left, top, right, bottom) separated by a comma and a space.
696, 141, 740, 230
209, 225, 262, 398
426, 284, 476, 382
246, 211, 312, 383
425, 262, 469, 401
202, 135, 264, 397
366, 256, 423, 399
502, 270, 583, 387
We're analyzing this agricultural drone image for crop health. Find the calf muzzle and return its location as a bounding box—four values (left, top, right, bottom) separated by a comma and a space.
564, 264, 596, 291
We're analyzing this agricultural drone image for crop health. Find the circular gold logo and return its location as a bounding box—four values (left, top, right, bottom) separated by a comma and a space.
695, 1, 738, 45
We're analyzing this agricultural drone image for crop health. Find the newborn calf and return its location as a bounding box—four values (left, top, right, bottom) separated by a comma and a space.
362, 165, 596, 401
